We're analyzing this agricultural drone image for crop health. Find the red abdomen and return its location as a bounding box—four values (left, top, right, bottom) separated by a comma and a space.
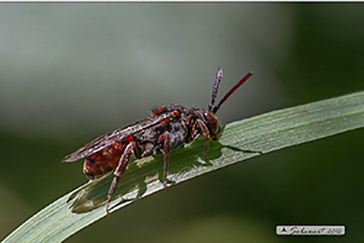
83, 141, 126, 179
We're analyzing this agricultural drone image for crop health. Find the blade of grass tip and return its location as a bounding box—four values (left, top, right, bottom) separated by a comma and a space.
3, 90, 364, 242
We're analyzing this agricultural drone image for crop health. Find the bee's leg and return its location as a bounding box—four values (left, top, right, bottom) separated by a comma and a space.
106, 141, 136, 215
191, 119, 210, 161
158, 131, 172, 187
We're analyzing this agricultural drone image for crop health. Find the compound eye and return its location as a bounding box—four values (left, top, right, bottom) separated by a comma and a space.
204, 112, 220, 139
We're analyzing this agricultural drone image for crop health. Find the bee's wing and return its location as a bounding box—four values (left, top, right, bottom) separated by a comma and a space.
62, 111, 178, 162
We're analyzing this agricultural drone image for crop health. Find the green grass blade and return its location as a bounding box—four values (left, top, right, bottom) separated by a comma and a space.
4, 91, 364, 242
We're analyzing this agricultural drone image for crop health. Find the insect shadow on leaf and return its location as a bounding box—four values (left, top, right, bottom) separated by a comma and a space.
67, 132, 261, 214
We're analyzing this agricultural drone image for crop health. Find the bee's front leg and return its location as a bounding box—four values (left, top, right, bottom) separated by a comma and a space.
191, 119, 210, 161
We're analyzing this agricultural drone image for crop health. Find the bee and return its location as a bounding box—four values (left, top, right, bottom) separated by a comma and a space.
63, 68, 253, 214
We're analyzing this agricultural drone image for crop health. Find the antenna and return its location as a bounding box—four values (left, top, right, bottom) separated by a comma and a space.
210, 69, 253, 114
208, 68, 224, 112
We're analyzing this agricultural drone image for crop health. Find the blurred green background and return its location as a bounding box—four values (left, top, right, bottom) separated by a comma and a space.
1, 3, 364, 242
